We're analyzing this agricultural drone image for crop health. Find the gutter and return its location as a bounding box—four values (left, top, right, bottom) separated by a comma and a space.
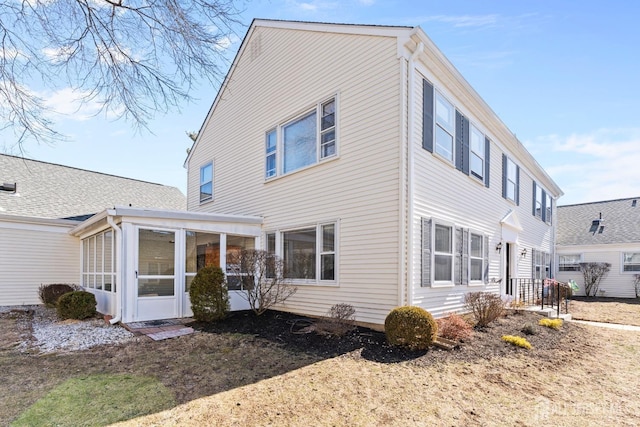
107, 215, 123, 325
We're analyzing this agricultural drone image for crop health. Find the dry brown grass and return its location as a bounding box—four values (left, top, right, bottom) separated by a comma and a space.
570, 297, 640, 326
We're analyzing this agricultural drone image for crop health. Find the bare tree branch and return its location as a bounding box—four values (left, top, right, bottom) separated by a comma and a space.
0, 0, 242, 146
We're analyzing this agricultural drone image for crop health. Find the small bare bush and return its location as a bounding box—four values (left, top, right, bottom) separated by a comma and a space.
315, 303, 357, 337
464, 292, 505, 327
509, 299, 526, 315
634, 275, 640, 299
436, 313, 474, 341
38, 283, 79, 307
579, 262, 611, 297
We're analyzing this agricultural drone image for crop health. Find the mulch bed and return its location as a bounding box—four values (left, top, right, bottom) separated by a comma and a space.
190, 309, 579, 364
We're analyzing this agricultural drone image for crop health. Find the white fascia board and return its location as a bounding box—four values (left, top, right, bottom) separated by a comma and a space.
109, 206, 263, 224
0, 213, 79, 228
557, 243, 640, 253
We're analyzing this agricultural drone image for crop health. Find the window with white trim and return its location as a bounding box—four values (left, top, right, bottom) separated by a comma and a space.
559, 254, 581, 272
200, 162, 213, 202
434, 92, 455, 162
532, 249, 551, 279
623, 252, 640, 272
545, 193, 552, 224
269, 222, 337, 282
266, 97, 337, 178
469, 124, 485, 181
504, 157, 518, 203
535, 185, 543, 219
82, 230, 116, 292
469, 232, 484, 281
434, 223, 454, 282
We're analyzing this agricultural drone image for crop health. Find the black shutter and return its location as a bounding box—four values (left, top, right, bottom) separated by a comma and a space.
455, 111, 464, 171
541, 189, 547, 223
462, 117, 470, 175
484, 137, 491, 188
532, 181, 537, 216
483, 235, 489, 283
422, 218, 432, 287
515, 165, 520, 206
502, 154, 507, 199
422, 80, 434, 152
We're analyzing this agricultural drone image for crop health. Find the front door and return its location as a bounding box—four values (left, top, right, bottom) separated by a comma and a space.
505, 243, 514, 296
135, 228, 179, 321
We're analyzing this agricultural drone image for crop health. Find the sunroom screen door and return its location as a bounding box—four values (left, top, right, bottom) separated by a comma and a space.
136, 228, 178, 321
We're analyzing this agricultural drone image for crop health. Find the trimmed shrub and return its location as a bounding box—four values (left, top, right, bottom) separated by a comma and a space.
315, 303, 357, 337
57, 291, 97, 320
189, 266, 229, 322
464, 292, 505, 327
538, 318, 563, 330
502, 335, 532, 349
38, 283, 78, 307
436, 313, 474, 341
384, 306, 438, 350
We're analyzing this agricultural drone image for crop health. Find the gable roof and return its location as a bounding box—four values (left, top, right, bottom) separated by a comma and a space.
557, 197, 640, 246
0, 154, 186, 220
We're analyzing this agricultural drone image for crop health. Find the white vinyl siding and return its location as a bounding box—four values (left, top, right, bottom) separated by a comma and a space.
187, 27, 401, 325
0, 221, 80, 305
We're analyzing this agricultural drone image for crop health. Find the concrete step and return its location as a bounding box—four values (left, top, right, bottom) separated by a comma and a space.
535, 307, 572, 320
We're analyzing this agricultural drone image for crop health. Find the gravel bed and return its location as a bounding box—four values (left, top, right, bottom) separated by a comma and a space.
2, 305, 136, 354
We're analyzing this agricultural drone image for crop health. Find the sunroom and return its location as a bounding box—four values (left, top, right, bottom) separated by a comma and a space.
69, 206, 262, 323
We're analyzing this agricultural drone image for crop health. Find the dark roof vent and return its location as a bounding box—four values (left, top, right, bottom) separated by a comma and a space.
589, 219, 601, 233
0, 182, 16, 193
633, 199, 637, 207
598, 225, 605, 234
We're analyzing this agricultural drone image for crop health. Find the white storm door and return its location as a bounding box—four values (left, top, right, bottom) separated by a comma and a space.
135, 228, 178, 321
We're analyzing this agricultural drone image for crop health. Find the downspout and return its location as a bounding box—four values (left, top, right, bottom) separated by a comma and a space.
406, 40, 424, 307
107, 215, 123, 325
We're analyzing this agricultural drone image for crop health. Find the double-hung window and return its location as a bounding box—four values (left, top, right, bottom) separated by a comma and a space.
200, 162, 213, 203
267, 222, 337, 283
266, 97, 337, 178
623, 253, 640, 272
434, 223, 453, 282
559, 254, 581, 272
434, 92, 455, 162
545, 193, 552, 224
535, 185, 543, 219
469, 124, 485, 181
469, 232, 484, 281
502, 155, 519, 204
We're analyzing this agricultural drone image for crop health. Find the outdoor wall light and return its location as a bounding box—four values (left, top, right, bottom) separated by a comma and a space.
520, 248, 528, 257
495, 242, 503, 253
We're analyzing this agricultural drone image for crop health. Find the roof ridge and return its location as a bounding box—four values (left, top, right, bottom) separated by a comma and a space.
0, 153, 176, 188
558, 196, 640, 208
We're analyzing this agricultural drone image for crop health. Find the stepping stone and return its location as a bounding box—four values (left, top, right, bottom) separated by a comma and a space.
146, 327, 194, 341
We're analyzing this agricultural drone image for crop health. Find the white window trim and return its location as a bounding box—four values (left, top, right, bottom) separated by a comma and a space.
621, 252, 640, 273
266, 221, 339, 286
199, 161, 214, 203
468, 230, 485, 286
558, 254, 582, 272
265, 95, 338, 180
432, 220, 455, 287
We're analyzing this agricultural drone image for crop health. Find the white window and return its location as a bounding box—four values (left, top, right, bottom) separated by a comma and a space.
545, 193, 552, 224
82, 230, 116, 292
434, 92, 455, 162
270, 222, 337, 283
200, 162, 213, 202
434, 223, 453, 282
265, 130, 277, 178
469, 232, 484, 281
623, 253, 640, 272
470, 125, 485, 181
506, 158, 517, 202
267, 97, 337, 178
535, 185, 543, 219
559, 254, 581, 272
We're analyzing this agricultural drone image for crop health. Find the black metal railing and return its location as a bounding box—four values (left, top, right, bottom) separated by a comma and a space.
509, 278, 571, 317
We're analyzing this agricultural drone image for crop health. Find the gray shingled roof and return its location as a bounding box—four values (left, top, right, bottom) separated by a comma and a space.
0, 154, 185, 219
557, 197, 640, 246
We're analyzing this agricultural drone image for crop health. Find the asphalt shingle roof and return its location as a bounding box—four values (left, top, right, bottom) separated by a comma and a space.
0, 154, 186, 219
557, 197, 640, 246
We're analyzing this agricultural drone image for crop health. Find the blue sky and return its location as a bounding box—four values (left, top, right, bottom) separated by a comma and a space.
2, 0, 639, 205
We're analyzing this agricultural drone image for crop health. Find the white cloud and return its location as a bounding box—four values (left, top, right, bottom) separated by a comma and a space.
42, 88, 105, 121
528, 129, 640, 204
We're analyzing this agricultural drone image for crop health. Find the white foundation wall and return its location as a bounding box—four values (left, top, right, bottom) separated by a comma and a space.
0, 219, 79, 305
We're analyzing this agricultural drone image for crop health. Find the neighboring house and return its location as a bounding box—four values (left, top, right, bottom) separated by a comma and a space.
556, 197, 640, 298
0, 154, 186, 306
182, 19, 563, 327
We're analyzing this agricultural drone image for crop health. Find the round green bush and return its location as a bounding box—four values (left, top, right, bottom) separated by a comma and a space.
384, 306, 438, 350
189, 266, 229, 322
57, 291, 97, 320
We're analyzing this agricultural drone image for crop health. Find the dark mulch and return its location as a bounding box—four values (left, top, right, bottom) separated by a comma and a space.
190, 309, 579, 364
